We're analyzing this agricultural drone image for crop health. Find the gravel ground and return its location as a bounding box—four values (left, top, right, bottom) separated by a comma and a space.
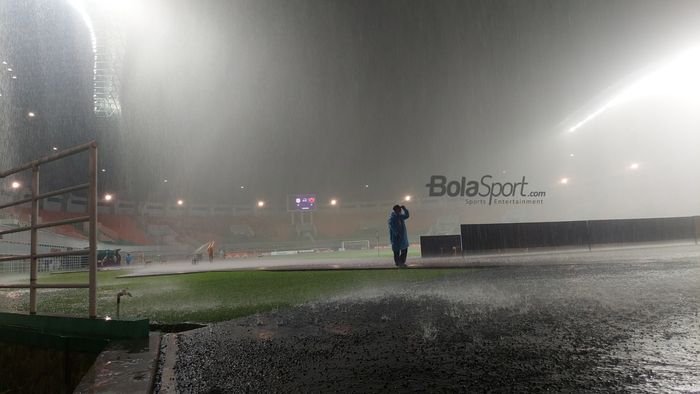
172, 257, 700, 393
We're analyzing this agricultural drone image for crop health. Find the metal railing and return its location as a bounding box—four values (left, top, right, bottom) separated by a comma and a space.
0, 141, 98, 318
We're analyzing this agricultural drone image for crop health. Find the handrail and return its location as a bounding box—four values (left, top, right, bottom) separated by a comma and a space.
0, 183, 90, 211
35, 216, 90, 230
36, 183, 90, 201
0, 141, 95, 178
0, 216, 89, 236
0, 283, 90, 289
0, 226, 32, 237
0, 141, 98, 317
0, 197, 32, 211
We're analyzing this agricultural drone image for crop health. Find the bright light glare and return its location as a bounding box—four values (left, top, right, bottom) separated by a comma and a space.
177, 199, 184, 206
330, 199, 337, 206
404, 195, 412, 202
27, 112, 35, 118
104, 193, 113, 201
560, 177, 569, 184
569, 46, 700, 132
629, 163, 640, 170
257, 200, 265, 207
65, 1, 97, 55
66, 0, 148, 116
52, 147, 58, 151
11, 181, 21, 189
104, 316, 112, 321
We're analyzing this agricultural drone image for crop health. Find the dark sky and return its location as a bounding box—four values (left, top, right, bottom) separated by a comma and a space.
2, 0, 700, 215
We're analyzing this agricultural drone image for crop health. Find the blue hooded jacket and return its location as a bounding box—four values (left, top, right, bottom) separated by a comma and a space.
388, 207, 410, 252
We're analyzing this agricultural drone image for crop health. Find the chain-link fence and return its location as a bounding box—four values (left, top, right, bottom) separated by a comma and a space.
0, 255, 89, 274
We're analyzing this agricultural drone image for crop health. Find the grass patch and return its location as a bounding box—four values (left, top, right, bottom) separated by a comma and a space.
0, 268, 469, 324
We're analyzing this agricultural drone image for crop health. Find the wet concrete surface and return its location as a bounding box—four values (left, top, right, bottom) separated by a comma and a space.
169, 254, 700, 393
74, 333, 160, 394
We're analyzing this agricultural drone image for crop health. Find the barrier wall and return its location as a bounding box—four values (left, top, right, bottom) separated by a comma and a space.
587, 217, 696, 245
461, 216, 699, 252
420, 235, 462, 257
461, 221, 589, 251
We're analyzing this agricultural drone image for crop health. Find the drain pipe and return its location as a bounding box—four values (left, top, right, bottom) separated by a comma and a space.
116, 289, 132, 319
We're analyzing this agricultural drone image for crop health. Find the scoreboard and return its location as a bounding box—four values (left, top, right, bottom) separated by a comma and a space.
288, 194, 316, 211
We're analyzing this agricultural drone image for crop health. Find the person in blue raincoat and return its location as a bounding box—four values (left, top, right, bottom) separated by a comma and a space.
388, 204, 410, 267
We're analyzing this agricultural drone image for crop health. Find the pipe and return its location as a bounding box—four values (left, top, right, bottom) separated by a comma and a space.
116, 289, 132, 319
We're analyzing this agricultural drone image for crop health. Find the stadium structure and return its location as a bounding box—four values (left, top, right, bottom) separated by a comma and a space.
66, 0, 125, 118
0, 185, 484, 274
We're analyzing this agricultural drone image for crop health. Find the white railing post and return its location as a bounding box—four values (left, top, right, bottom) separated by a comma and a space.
29, 165, 39, 314
89, 142, 97, 318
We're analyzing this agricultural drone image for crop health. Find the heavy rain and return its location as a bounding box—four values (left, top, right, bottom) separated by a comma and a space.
0, 0, 699, 392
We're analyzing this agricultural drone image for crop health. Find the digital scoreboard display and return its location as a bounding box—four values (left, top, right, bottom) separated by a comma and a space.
291, 194, 316, 211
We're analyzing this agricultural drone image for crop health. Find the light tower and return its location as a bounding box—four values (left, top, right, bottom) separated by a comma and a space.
67, 0, 126, 118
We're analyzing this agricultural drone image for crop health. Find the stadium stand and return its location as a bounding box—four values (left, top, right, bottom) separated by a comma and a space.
1, 193, 481, 251
97, 214, 152, 245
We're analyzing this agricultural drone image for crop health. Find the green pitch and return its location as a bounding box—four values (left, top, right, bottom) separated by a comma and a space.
0, 268, 469, 324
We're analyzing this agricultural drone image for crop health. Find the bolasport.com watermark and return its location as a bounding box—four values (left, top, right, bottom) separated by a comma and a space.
425, 175, 546, 206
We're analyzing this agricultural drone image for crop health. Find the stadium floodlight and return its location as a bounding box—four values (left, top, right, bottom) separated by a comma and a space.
560, 177, 569, 185
104, 193, 113, 201
330, 199, 338, 206
404, 195, 412, 202
27, 112, 36, 118
11, 181, 21, 189
568, 45, 700, 133
257, 200, 265, 208
101, 168, 106, 173
177, 199, 184, 206
52, 146, 58, 151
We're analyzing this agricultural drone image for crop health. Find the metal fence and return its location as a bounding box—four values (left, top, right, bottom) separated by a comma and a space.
0, 141, 98, 318
0, 255, 89, 274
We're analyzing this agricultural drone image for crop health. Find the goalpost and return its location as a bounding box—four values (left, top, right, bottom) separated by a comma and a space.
340, 240, 371, 251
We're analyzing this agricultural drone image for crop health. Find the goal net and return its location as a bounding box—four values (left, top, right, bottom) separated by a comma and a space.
340, 240, 371, 251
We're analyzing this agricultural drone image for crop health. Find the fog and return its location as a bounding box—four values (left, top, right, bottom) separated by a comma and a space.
1, 0, 700, 221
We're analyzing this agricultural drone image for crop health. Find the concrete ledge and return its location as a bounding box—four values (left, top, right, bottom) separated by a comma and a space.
0, 325, 107, 353
0, 312, 149, 340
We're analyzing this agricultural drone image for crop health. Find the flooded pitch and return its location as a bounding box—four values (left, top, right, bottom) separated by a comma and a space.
169, 256, 700, 392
